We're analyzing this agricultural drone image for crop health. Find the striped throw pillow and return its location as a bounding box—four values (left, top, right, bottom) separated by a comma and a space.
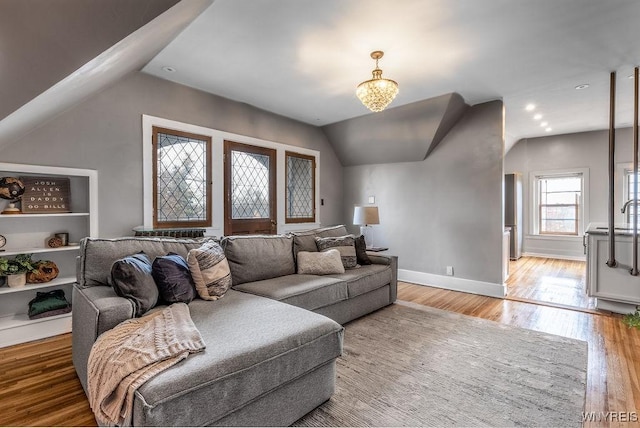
187, 241, 232, 300
315, 235, 357, 269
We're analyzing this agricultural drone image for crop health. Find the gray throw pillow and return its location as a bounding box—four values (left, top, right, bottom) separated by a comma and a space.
297, 249, 345, 275
315, 235, 357, 269
187, 241, 232, 300
354, 235, 372, 265
110, 252, 159, 317
152, 253, 196, 304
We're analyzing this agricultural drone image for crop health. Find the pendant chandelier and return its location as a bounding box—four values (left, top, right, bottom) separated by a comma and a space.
356, 51, 399, 112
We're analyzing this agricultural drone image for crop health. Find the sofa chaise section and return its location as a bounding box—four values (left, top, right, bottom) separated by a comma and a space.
132, 291, 342, 426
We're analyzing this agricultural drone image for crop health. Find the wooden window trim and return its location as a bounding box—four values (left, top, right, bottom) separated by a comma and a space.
152, 126, 212, 229
285, 151, 316, 224
223, 140, 277, 235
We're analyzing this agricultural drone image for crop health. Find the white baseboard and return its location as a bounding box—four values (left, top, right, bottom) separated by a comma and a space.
398, 269, 506, 298
522, 252, 586, 262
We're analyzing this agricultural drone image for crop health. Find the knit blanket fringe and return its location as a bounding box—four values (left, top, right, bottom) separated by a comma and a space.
87, 303, 205, 426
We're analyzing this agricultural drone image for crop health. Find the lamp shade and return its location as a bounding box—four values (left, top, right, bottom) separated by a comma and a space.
353, 206, 380, 226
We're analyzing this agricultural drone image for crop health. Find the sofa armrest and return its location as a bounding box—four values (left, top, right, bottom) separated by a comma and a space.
368, 254, 398, 303
72, 283, 134, 392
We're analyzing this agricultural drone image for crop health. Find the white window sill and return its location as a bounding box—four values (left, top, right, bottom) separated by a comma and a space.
526, 234, 583, 242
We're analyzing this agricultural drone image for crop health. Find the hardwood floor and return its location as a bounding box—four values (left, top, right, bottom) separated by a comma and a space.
0, 334, 96, 426
0, 280, 638, 426
506, 256, 597, 310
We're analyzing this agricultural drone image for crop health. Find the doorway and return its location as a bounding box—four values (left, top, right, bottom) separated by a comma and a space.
506, 257, 596, 311
224, 141, 277, 235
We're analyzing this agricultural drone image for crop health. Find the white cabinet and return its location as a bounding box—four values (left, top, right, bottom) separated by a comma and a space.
0, 163, 97, 347
586, 231, 640, 314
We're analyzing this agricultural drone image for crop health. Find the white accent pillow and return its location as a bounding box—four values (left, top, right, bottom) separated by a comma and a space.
297, 249, 345, 275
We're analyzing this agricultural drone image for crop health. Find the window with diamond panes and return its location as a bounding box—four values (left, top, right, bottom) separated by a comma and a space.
152, 127, 211, 228
231, 151, 271, 219
285, 151, 316, 223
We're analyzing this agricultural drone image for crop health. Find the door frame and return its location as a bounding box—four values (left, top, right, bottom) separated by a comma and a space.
223, 140, 277, 235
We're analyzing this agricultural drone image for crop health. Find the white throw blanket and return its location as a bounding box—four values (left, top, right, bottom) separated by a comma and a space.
87, 303, 205, 426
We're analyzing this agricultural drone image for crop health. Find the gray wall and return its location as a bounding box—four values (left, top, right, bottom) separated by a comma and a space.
343, 101, 504, 285
505, 127, 634, 259
0, 72, 344, 237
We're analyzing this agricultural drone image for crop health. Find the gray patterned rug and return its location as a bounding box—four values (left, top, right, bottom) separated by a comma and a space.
295, 301, 587, 427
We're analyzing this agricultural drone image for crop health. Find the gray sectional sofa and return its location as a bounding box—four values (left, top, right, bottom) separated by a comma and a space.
72, 225, 397, 426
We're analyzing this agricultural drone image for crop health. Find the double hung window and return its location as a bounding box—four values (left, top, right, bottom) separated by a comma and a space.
532, 172, 584, 236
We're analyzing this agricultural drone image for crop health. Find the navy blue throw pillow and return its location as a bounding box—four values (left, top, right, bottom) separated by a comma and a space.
111, 252, 158, 317
152, 253, 196, 304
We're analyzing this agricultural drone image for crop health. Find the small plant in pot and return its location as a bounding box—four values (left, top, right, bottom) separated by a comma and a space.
623, 309, 640, 330
0, 254, 37, 288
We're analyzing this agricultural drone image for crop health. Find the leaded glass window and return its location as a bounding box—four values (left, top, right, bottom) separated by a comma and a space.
152, 127, 211, 228
285, 151, 316, 223
231, 151, 271, 219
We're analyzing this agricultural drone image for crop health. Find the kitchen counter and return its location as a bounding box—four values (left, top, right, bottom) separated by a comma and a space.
585, 222, 638, 236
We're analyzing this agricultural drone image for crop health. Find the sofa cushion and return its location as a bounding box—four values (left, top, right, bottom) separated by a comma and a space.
291, 225, 349, 257
233, 274, 348, 311
187, 241, 232, 301
132, 290, 343, 427
152, 253, 196, 304
297, 250, 345, 275
78, 237, 205, 288
325, 264, 392, 298
315, 235, 357, 269
110, 252, 158, 317
221, 235, 295, 286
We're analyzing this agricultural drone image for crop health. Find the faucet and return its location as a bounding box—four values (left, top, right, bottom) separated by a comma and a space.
621, 199, 640, 213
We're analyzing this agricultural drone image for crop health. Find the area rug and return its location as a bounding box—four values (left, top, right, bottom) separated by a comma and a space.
294, 301, 587, 427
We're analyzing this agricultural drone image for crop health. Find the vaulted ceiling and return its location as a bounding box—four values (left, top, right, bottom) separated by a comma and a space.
2, 0, 640, 153
144, 0, 640, 151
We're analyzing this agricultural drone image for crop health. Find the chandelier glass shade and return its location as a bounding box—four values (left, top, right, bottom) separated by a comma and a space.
356, 51, 399, 112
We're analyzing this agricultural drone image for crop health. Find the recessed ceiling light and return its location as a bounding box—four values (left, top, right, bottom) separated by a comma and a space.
540, 121, 549, 127
533, 114, 543, 120
545, 127, 552, 132
525, 104, 536, 111
575, 84, 589, 90
162, 66, 177, 73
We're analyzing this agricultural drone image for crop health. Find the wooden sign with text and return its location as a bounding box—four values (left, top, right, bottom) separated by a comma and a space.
20, 176, 71, 213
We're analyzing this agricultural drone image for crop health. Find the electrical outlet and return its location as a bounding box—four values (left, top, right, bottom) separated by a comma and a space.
446, 266, 454, 276
368, 196, 375, 204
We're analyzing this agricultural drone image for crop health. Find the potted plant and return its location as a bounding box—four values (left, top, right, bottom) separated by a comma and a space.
0, 254, 36, 288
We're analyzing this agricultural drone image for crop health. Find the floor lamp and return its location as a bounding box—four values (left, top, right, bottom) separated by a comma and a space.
353, 206, 380, 247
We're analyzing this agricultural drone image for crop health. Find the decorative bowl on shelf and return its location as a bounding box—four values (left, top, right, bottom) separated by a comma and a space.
46, 237, 64, 248
26, 260, 59, 284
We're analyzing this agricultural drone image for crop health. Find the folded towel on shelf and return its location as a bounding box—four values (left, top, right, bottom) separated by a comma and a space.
28, 289, 71, 320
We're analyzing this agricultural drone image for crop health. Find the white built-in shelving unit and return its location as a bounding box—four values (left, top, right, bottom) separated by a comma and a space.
0, 163, 97, 347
